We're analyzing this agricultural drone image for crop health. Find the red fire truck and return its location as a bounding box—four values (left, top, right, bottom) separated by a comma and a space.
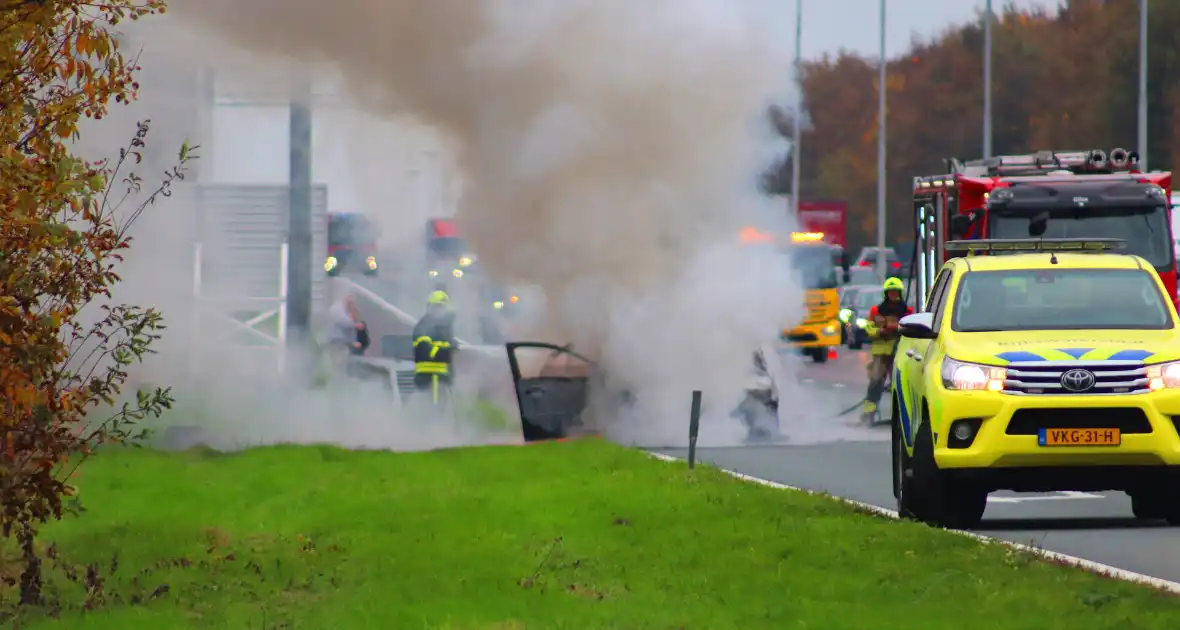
797, 199, 847, 248
911, 148, 1176, 306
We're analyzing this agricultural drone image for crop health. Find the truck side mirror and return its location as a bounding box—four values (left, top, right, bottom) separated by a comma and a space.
949, 214, 973, 238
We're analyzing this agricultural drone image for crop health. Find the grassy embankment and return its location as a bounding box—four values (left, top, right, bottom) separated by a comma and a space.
5, 439, 1178, 628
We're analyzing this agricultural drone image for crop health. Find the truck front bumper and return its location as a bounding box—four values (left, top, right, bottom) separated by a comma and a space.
780, 321, 841, 349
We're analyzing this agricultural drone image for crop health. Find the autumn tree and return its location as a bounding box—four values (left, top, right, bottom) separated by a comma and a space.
0, 0, 193, 603
769, 0, 1180, 252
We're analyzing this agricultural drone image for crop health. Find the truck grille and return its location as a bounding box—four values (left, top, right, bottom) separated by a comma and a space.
1005, 408, 1152, 435
1003, 361, 1148, 395
802, 295, 836, 324
783, 332, 817, 343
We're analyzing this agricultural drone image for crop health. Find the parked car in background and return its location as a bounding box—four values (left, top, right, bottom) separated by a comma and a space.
839, 285, 882, 350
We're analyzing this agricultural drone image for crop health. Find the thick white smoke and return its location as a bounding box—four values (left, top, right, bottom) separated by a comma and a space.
90, 1, 808, 447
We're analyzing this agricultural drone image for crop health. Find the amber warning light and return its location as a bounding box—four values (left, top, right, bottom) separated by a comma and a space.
740, 227, 775, 243
790, 231, 825, 243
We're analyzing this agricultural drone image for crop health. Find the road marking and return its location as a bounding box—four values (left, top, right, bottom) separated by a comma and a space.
646, 451, 1180, 594
988, 491, 1103, 503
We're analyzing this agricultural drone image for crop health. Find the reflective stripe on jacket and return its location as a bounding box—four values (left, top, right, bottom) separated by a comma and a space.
864, 301, 913, 356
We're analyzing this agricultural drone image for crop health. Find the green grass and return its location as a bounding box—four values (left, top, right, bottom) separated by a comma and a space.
11, 440, 1180, 629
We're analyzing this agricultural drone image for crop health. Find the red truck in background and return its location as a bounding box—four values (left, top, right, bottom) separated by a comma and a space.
911, 148, 1176, 307
795, 199, 847, 248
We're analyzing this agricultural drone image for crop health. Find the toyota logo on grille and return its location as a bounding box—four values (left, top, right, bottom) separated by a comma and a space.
1060, 369, 1096, 392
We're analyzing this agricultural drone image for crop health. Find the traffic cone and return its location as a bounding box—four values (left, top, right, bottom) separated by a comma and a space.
828, 348, 838, 360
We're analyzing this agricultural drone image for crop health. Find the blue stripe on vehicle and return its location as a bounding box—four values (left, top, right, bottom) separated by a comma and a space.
995, 351, 1045, 362
1107, 349, 1154, 361
894, 367, 911, 447
1055, 348, 1092, 359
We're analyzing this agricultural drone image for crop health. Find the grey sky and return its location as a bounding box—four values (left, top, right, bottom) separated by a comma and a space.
784, 0, 1059, 59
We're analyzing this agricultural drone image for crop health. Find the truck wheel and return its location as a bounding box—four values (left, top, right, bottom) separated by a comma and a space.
910, 411, 986, 530
1130, 492, 1164, 520
897, 418, 930, 521
1129, 475, 1180, 524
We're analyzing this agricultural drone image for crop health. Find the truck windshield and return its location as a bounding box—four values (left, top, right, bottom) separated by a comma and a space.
952, 268, 1172, 332
855, 288, 883, 310
329, 215, 375, 247
988, 205, 1173, 269
429, 236, 467, 258
792, 246, 837, 289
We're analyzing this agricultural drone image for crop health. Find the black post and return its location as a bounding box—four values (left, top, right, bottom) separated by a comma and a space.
287, 76, 313, 343
687, 390, 702, 469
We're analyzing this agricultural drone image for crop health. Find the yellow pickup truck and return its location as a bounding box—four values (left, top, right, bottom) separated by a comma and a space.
892, 238, 1180, 529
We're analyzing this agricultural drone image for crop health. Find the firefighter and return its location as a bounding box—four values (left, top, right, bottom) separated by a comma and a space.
861, 277, 913, 423
325, 293, 365, 376
411, 290, 459, 406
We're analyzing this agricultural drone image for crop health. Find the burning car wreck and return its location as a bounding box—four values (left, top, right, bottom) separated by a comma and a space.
505, 342, 780, 444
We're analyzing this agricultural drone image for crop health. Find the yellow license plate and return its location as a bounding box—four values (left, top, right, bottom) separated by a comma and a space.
1037, 428, 1120, 446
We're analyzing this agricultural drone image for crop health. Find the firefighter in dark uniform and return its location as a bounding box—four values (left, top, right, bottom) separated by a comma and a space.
861, 277, 913, 423
412, 290, 459, 405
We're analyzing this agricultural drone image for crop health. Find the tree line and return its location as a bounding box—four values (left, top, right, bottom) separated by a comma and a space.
765, 0, 1180, 252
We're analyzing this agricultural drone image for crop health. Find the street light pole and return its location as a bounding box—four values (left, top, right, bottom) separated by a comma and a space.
1138, 0, 1148, 171
790, 0, 802, 218
983, 0, 993, 158
876, 0, 887, 261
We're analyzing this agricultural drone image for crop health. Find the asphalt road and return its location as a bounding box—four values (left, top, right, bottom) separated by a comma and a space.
658, 346, 1180, 583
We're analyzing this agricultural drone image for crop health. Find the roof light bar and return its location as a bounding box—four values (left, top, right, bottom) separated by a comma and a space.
955, 149, 1140, 177
945, 238, 1128, 253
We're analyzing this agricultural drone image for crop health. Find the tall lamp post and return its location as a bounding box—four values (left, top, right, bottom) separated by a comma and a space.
1138, 0, 1148, 170
790, 0, 803, 218
876, 0, 887, 277
983, 0, 993, 158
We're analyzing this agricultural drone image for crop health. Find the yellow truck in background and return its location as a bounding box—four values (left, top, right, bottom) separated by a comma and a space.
741, 228, 848, 363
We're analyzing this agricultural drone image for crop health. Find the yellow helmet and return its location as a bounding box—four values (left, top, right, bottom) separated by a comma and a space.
428, 290, 450, 305
882, 277, 905, 293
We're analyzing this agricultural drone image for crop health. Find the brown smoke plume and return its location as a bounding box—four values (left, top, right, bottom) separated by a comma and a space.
158, 0, 803, 444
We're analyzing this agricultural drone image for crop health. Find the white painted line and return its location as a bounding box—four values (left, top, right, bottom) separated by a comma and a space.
647, 451, 1180, 594
833, 382, 845, 388
988, 491, 1103, 503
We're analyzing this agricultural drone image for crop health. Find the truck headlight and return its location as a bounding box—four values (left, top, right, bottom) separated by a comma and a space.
941, 357, 1006, 391
324, 256, 337, 271
428, 269, 439, 277
822, 325, 837, 335
1146, 361, 1180, 390
839, 308, 853, 323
